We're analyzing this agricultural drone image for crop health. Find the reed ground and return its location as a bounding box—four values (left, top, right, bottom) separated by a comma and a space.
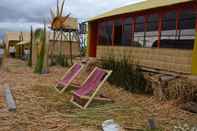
0, 58, 196, 131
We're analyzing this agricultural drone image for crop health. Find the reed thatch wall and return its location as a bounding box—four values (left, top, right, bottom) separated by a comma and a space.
48, 41, 80, 56
32, 41, 80, 65
97, 46, 192, 74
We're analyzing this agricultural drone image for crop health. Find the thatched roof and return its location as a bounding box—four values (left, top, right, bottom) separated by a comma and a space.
51, 16, 78, 30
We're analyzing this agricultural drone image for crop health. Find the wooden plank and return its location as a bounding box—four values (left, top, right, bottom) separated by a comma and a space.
140, 66, 187, 77
159, 75, 177, 82
4, 85, 16, 112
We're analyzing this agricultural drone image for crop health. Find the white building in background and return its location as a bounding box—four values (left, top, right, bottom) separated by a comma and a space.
4, 32, 30, 49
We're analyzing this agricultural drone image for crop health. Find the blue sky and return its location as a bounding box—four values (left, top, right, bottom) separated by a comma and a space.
0, 0, 143, 39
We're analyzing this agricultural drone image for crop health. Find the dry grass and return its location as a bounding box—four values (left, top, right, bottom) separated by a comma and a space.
0, 59, 196, 131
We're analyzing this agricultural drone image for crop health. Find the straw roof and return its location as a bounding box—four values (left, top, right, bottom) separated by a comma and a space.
51, 17, 78, 30
88, 0, 193, 21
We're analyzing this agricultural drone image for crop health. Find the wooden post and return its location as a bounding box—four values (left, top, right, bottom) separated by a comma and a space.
51, 30, 56, 64
131, 17, 135, 45
69, 30, 73, 64
121, 17, 124, 33
43, 22, 49, 73
176, 9, 180, 40
144, 15, 148, 47
112, 22, 115, 46
60, 29, 63, 55
121, 17, 124, 45
28, 26, 33, 66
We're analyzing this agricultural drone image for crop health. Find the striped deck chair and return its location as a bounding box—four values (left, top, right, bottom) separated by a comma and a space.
70, 67, 112, 109
55, 63, 84, 93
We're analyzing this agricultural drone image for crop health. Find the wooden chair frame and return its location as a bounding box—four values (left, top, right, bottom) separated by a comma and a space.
54, 63, 84, 93
70, 67, 112, 109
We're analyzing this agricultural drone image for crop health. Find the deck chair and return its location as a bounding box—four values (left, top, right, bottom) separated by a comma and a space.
55, 63, 84, 93
70, 67, 112, 109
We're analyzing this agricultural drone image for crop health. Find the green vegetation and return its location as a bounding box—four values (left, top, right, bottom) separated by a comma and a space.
101, 56, 147, 93
34, 28, 45, 74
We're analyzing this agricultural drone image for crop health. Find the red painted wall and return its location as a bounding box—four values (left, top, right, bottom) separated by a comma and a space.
88, 21, 98, 57
88, 1, 195, 57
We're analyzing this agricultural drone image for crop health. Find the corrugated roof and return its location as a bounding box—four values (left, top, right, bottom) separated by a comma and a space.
88, 0, 193, 21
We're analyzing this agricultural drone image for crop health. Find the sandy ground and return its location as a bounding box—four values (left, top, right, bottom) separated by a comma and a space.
0, 58, 196, 131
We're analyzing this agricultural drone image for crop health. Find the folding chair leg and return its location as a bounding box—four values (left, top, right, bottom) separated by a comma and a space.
80, 96, 112, 102
54, 84, 64, 93
70, 97, 85, 109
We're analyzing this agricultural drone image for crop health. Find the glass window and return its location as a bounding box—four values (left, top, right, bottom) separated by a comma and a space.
135, 16, 145, 32
122, 17, 132, 46
147, 14, 159, 31
114, 19, 122, 45
162, 11, 176, 30
179, 9, 195, 29
98, 21, 113, 45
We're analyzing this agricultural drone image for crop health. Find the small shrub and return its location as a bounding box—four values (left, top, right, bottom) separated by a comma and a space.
101, 56, 147, 93
34, 28, 46, 74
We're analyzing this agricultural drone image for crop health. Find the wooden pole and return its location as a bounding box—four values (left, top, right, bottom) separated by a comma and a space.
176, 9, 180, 40
144, 15, 148, 47
28, 26, 33, 66
60, 29, 63, 56
43, 22, 49, 74
69, 30, 73, 64
51, 30, 56, 64
112, 22, 115, 46
131, 17, 136, 45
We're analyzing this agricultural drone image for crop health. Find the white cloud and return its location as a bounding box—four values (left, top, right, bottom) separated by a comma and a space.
0, 0, 144, 38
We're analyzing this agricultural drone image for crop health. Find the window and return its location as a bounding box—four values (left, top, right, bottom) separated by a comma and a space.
98, 21, 113, 45
162, 11, 176, 30
122, 17, 132, 46
114, 19, 122, 45
179, 9, 195, 29
135, 16, 144, 32
147, 14, 159, 31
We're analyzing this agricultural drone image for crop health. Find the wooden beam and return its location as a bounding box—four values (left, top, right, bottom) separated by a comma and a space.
157, 13, 163, 48
176, 9, 181, 40
112, 22, 115, 46
4, 85, 16, 112
80, 95, 112, 102
144, 15, 148, 47
131, 17, 135, 43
